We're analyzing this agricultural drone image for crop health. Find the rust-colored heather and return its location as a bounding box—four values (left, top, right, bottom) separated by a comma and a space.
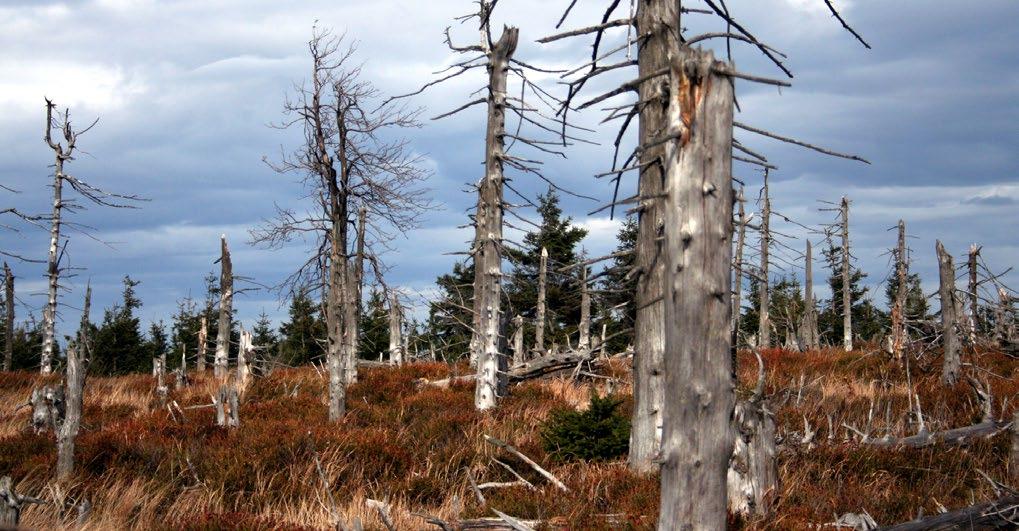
1, 346, 1015, 530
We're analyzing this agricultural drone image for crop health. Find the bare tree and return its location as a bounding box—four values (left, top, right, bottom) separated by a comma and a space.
3, 263, 12, 371
890, 220, 908, 360
388, 291, 404, 365
534, 247, 548, 354
758, 173, 772, 348
252, 29, 431, 420
840, 197, 852, 351
214, 235, 233, 379
733, 187, 747, 346
936, 240, 960, 385
39, 99, 141, 374
967, 244, 981, 340
578, 262, 591, 351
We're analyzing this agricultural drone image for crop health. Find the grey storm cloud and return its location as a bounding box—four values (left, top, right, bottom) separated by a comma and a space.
0, 0, 1016, 338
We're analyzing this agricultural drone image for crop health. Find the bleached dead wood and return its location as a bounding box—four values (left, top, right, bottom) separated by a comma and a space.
578, 264, 591, 351
389, 291, 404, 365
728, 351, 778, 517
214, 235, 233, 379
196, 316, 208, 373
874, 495, 1019, 530
758, 173, 772, 348
511, 316, 525, 366
483, 435, 568, 492
891, 220, 908, 360
935, 240, 960, 385
3, 263, 12, 371
0, 476, 45, 528
841, 197, 852, 352
534, 247, 548, 354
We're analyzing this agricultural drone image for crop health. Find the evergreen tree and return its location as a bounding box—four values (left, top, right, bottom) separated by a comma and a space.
170, 296, 201, 370
506, 187, 588, 349
147, 320, 169, 370
597, 217, 637, 353
739, 269, 762, 346
7, 317, 55, 371
426, 260, 475, 361
278, 288, 326, 366
884, 271, 929, 324
818, 244, 886, 345
252, 310, 277, 350
359, 288, 390, 361
92, 276, 147, 375
770, 276, 805, 344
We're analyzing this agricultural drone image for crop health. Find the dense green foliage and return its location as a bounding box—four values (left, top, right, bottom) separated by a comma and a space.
91, 276, 147, 375
540, 392, 630, 463
277, 288, 325, 366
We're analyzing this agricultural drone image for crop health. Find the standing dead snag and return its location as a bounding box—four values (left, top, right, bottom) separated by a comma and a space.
658, 48, 735, 530
214, 235, 233, 379
1011, 409, 1019, 483
57, 284, 90, 481
799, 240, 820, 351
237, 326, 253, 392
758, 173, 772, 348
534, 247, 548, 354
578, 263, 591, 351
936, 240, 960, 385
3, 263, 12, 371
840, 197, 853, 351
511, 315, 525, 366
196, 315, 208, 373
39, 100, 140, 374
967, 243, 981, 340
733, 187, 747, 348
388, 291, 404, 365
891, 220, 908, 360
728, 353, 778, 517
344, 207, 367, 384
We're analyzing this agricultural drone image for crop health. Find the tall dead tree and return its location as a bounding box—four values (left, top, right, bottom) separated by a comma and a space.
252, 29, 430, 421
840, 197, 852, 351
936, 240, 960, 385
197, 315, 207, 373
658, 49, 735, 529
534, 247, 548, 354
578, 264, 591, 351
891, 220, 908, 360
799, 240, 820, 350
758, 173, 772, 348
388, 291, 404, 365
967, 244, 981, 340
733, 187, 747, 346
3, 263, 12, 371
57, 284, 90, 481
40, 99, 140, 374
214, 235, 233, 379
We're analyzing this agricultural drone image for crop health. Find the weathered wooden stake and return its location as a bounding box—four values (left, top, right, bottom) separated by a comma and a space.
535, 247, 548, 354
388, 291, 404, 365
214, 235, 233, 379
657, 48, 735, 530
758, 173, 771, 348
3, 263, 13, 372
578, 264, 591, 351
936, 240, 960, 385
841, 197, 852, 352
891, 220, 907, 360
472, 23, 518, 411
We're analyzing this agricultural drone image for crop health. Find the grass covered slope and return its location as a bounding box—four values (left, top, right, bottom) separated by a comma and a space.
0, 347, 1015, 530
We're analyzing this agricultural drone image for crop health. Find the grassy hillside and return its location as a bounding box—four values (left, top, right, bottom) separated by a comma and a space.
1, 347, 1015, 529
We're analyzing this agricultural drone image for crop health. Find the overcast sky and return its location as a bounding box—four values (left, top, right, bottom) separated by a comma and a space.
1, 0, 1016, 340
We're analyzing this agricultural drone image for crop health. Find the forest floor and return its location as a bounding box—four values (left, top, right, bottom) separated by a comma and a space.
0, 346, 1016, 530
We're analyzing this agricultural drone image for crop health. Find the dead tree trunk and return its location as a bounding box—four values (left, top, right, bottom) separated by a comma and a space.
658, 48, 735, 530
343, 207, 366, 384
535, 247, 548, 354
728, 361, 778, 517
629, 0, 679, 475
799, 240, 820, 351
841, 197, 853, 352
197, 316, 207, 373
473, 26, 518, 411
936, 240, 960, 385
968, 244, 981, 340
732, 187, 746, 346
237, 326, 252, 392
389, 291, 404, 365
154, 349, 167, 406
997, 287, 1015, 348
891, 220, 908, 360
3, 263, 12, 371
578, 265, 591, 351
41, 103, 68, 375
511, 315, 525, 366
214, 235, 233, 379
57, 284, 90, 481
758, 174, 772, 348
1011, 409, 1019, 483
0, 476, 38, 528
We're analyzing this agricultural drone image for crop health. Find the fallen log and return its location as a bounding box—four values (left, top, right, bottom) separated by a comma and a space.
875, 494, 1019, 530
863, 420, 1010, 449
420, 349, 619, 388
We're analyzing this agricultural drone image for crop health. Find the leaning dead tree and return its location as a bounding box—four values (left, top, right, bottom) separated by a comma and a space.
40, 99, 141, 374
252, 28, 430, 420
3, 263, 13, 371
214, 235, 233, 379
935, 240, 961, 385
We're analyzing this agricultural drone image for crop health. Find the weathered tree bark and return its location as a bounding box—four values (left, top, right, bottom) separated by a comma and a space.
511, 315, 525, 366
0, 476, 39, 528
197, 315, 207, 373
216, 384, 239, 428
799, 240, 820, 351
41, 104, 68, 375
154, 350, 167, 406
968, 244, 981, 340
343, 207, 367, 384
629, 0, 679, 474
3, 263, 12, 372
758, 174, 772, 348
875, 494, 1019, 530
473, 25, 518, 411
995, 288, 1015, 350
535, 247, 548, 354
891, 220, 907, 360
57, 285, 90, 481
237, 326, 252, 392
657, 48, 735, 530
841, 197, 853, 352
936, 240, 960, 385
30, 384, 64, 434
389, 291, 404, 365
578, 265, 591, 351
732, 187, 746, 347
727, 388, 778, 516
214, 235, 233, 379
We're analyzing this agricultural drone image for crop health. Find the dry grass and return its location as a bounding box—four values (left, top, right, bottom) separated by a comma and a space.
1, 347, 1015, 530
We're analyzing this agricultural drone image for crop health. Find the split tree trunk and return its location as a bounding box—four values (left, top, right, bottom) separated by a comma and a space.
389, 291, 404, 365
799, 240, 820, 351
473, 26, 518, 411
630, 0, 679, 475
968, 244, 980, 340
197, 316, 207, 372
936, 240, 960, 385
657, 48, 735, 530
535, 247, 548, 354
578, 265, 591, 351
758, 174, 771, 348
57, 285, 90, 481
3, 263, 13, 371
841, 197, 852, 352
891, 220, 907, 360
343, 207, 366, 384
214, 235, 233, 379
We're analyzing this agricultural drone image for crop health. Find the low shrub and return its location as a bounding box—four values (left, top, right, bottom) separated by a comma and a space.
540, 392, 629, 463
